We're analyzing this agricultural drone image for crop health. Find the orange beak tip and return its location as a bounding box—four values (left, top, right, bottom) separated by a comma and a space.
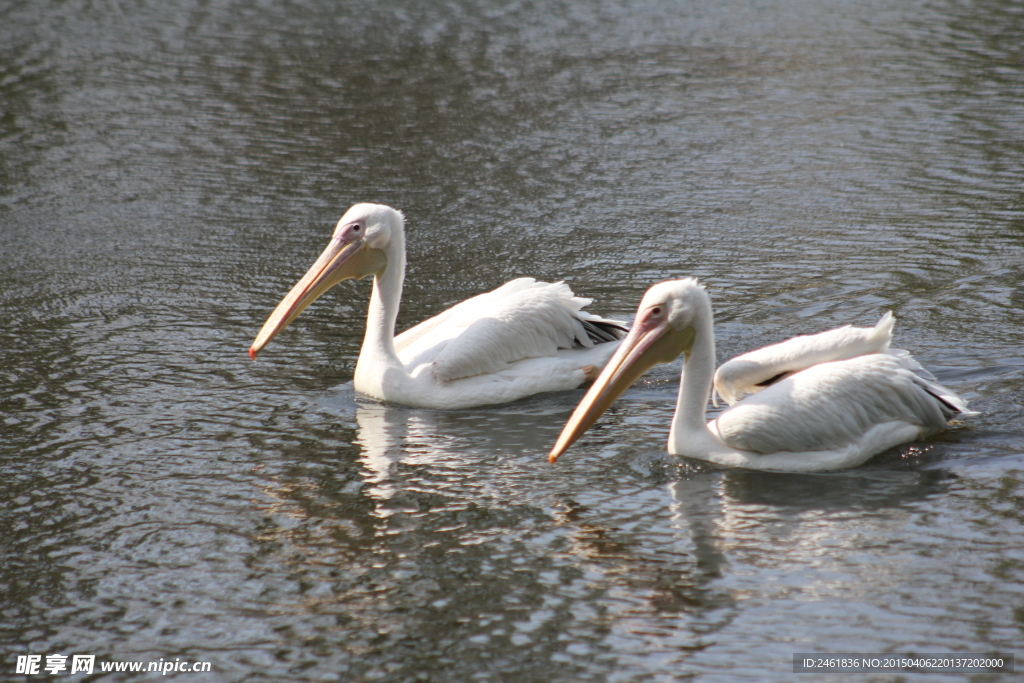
248, 347, 257, 360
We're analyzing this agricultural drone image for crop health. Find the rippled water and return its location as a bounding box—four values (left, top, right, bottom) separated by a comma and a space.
2, 0, 1023, 680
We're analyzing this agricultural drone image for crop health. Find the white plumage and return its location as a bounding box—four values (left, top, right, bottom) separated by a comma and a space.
550, 278, 974, 472
250, 203, 626, 409
713, 311, 895, 406
398, 278, 613, 381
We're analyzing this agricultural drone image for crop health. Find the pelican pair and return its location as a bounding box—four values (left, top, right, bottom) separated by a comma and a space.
251, 205, 973, 472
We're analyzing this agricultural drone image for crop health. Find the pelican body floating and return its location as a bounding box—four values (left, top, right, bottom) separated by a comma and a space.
550, 278, 974, 472
250, 203, 626, 409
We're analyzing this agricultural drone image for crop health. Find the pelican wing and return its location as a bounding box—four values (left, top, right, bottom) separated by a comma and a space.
393, 278, 538, 356
394, 278, 625, 382
713, 352, 970, 455
714, 311, 895, 405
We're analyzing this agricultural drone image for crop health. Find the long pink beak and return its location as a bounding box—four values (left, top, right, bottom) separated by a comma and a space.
249, 236, 382, 358
548, 316, 673, 463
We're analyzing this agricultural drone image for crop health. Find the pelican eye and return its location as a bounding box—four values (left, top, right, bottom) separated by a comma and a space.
651, 306, 662, 316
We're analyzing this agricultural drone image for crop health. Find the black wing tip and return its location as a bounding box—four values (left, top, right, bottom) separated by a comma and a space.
582, 319, 630, 344
913, 375, 971, 419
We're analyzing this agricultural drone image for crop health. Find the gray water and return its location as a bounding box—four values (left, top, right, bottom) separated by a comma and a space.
2, 0, 1023, 680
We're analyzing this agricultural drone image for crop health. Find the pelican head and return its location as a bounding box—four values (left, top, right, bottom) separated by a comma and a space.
548, 278, 706, 463
249, 203, 401, 359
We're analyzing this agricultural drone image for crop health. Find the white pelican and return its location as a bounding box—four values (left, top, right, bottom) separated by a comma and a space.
549, 278, 974, 472
249, 203, 626, 409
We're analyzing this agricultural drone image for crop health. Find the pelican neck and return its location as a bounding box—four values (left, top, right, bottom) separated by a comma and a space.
669, 300, 718, 445
358, 238, 406, 375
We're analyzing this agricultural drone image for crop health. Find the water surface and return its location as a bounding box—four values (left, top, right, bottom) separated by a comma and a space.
2, 0, 1023, 680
